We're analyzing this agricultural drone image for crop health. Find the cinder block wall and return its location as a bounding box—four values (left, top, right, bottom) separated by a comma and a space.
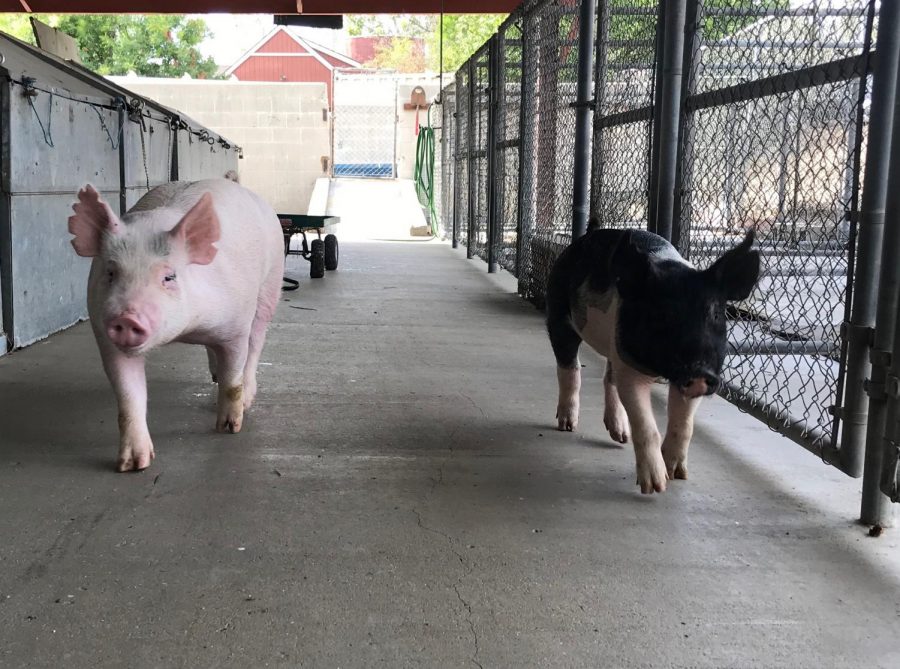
113, 78, 332, 215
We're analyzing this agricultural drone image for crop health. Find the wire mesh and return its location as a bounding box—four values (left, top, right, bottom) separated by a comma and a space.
470, 48, 491, 262
454, 68, 470, 250
516, 0, 583, 307
438, 84, 456, 241
495, 20, 524, 275
590, 0, 659, 230
439, 0, 881, 466
333, 72, 397, 178
677, 0, 876, 454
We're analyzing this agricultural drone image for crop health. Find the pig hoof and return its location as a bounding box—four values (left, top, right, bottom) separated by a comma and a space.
604, 413, 630, 444
605, 422, 630, 444
556, 405, 578, 432
217, 417, 243, 434
666, 461, 688, 480
216, 409, 243, 434
663, 448, 688, 480
635, 454, 668, 494
116, 442, 155, 472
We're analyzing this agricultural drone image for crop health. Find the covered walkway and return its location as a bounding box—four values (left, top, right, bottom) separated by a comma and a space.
1, 241, 899, 667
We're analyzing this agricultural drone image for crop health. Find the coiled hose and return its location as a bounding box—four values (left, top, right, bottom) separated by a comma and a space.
414, 107, 438, 237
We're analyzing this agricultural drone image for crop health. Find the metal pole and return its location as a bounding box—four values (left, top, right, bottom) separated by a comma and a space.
590, 0, 611, 225
487, 37, 500, 273
859, 0, 900, 526
516, 11, 537, 294
571, 0, 597, 241
467, 58, 477, 260
117, 101, 127, 215
670, 0, 700, 255
647, 1, 667, 235
453, 76, 463, 249
652, 0, 687, 242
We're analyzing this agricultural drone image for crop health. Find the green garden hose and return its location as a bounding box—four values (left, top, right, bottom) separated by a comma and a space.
414, 106, 438, 237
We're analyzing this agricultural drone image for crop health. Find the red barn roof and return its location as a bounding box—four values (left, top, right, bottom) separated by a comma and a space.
224, 27, 360, 106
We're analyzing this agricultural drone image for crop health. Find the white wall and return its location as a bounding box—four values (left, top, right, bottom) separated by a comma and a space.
112, 77, 332, 216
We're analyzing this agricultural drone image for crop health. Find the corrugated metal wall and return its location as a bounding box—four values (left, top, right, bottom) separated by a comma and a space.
0, 34, 241, 353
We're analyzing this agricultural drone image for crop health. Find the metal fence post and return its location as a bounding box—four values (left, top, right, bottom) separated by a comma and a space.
117, 100, 127, 215
571, 0, 596, 240
875, 10, 900, 514
589, 0, 610, 221
516, 9, 537, 294
838, 0, 897, 494
647, 2, 666, 235
451, 94, 460, 249
671, 0, 701, 254
487, 36, 500, 273
467, 57, 477, 260
854, 0, 900, 526
652, 0, 687, 242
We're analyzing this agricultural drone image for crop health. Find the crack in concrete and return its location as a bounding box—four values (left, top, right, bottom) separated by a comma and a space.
412, 508, 480, 666
454, 583, 482, 669
459, 393, 487, 420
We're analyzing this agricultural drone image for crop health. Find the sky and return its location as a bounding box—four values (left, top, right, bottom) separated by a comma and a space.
191, 14, 274, 66
191, 14, 353, 68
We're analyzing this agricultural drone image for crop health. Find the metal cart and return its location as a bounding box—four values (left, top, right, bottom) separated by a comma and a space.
279, 214, 340, 289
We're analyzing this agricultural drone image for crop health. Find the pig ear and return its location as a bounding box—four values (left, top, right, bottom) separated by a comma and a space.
169, 193, 220, 265
613, 237, 656, 300
707, 228, 760, 301
67, 185, 121, 257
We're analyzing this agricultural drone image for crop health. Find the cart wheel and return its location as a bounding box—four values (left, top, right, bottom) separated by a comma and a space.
310, 239, 325, 279
325, 234, 339, 270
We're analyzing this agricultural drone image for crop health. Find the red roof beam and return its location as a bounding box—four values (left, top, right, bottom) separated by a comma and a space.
2, 0, 518, 13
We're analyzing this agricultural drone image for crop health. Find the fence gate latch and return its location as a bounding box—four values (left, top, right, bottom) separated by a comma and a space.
841, 322, 874, 347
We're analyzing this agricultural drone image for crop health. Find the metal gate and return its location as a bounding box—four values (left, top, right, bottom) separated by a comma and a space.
333, 71, 397, 178
441, 0, 900, 526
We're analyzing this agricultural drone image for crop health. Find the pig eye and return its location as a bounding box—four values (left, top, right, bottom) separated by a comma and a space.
164, 272, 177, 283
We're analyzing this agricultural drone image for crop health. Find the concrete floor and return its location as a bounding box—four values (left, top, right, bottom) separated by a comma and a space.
1, 240, 899, 668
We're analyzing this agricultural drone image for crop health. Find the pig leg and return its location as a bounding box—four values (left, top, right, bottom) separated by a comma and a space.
614, 365, 667, 494
211, 337, 250, 434
242, 272, 280, 410
206, 346, 218, 384
662, 385, 701, 480
603, 361, 630, 444
548, 318, 582, 431
98, 344, 154, 472
241, 319, 266, 410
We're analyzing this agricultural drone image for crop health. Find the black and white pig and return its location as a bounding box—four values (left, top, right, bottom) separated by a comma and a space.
546, 221, 759, 494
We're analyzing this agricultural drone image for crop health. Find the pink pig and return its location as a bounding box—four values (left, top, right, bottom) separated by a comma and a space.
68, 178, 284, 472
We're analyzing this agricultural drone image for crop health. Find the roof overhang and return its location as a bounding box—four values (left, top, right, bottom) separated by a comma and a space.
2, 0, 517, 12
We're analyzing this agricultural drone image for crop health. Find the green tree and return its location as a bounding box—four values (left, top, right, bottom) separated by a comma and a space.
347, 14, 433, 38
368, 37, 426, 73
0, 14, 60, 44
427, 15, 506, 72
0, 13, 218, 78
346, 14, 506, 73
56, 15, 219, 78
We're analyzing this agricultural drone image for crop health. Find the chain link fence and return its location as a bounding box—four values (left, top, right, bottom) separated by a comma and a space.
440, 0, 895, 492
333, 71, 397, 178
591, 1, 659, 231
438, 84, 456, 240
678, 0, 875, 458
518, 0, 583, 305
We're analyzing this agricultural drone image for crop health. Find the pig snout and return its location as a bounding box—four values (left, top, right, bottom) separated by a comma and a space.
680, 372, 719, 398
106, 314, 150, 350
